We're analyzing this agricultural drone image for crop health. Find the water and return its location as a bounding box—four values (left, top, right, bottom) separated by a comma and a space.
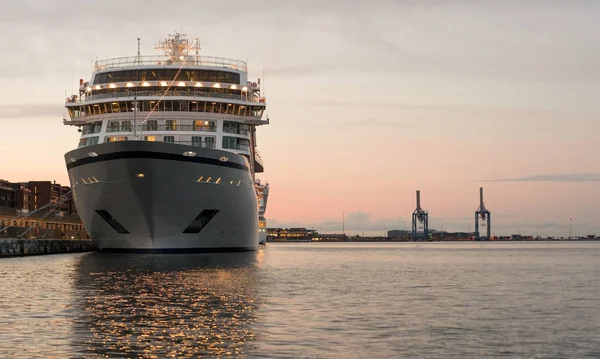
1, 242, 599, 358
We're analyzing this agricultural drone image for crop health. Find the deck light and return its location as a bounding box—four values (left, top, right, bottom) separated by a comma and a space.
230, 84, 237, 89
195, 82, 203, 87
136, 173, 145, 178
212, 83, 221, 88
178, 81, 186, 87
183, 151, 196, 157
109, 83, 116, 88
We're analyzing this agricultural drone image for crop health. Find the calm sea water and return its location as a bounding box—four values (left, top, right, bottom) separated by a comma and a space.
1, 242, 599, 358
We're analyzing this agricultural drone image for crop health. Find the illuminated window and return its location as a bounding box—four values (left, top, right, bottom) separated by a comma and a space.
144, 136, 156, 142
166, 120, 177, 130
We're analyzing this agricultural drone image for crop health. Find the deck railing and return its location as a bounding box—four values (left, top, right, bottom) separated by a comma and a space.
94, 55, 247, 72
68, 90, 262, 104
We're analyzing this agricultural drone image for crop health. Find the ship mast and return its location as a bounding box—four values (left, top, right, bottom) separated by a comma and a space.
133, 37, 141, 138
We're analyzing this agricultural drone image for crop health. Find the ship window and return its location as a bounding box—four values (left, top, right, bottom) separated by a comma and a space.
205, 137, 215, 148
87, 136, 99, 146
121, 121, 131, 131
173, 100, 180, 112
119, 102, 128, 113
78, 138, 87, 148
163, 136, 175, 143
91, 122, 102, 133
144, 135, 156, 142
145, 120, 158, 131
222, 136, 237, 150
222, 137, 248, 151
108, 121, 120, 132
164, 100, 173, 111
166, 120, 177, 130
191, 136, 201, 147
193, 120, 215, 132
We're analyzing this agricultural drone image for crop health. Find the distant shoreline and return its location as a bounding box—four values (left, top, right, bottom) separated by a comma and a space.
273, 238, 599, 243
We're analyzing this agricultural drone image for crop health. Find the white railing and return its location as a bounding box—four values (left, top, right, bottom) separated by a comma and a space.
94, 55, 247, 72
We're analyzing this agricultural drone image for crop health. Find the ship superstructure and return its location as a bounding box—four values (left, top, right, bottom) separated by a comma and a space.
63, 32, 269, 252
255, 179, 269, 244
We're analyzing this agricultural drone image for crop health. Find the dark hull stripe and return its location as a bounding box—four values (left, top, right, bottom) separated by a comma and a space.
99, 247, 257, 253
66, 151, 249, 172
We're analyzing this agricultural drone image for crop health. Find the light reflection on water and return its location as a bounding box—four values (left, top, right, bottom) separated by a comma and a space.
71, 251, 263, 357
1, 242, 600, 358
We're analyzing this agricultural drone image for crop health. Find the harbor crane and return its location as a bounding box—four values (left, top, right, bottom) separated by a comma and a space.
412, 190, 429, 240
474, 187, 491, 240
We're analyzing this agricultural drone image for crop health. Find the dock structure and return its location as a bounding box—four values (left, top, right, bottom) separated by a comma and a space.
412, 190, 429, 240
474, 187, 491, 240
0, 238, 96, 257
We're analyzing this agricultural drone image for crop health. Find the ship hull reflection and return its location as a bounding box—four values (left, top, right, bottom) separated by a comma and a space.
71, 251, 263, 357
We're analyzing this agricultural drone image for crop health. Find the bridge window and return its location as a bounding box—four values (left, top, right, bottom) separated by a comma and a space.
163, 136, 175, 143
94, 69, 240, 85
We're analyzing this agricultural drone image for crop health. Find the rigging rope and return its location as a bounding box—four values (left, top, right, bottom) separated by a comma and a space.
0, 188, 75, 238
17, 191, 74, 239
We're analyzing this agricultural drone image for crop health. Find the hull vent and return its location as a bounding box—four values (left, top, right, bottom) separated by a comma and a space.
183, 209, 219, 233
95, 210, 130, 234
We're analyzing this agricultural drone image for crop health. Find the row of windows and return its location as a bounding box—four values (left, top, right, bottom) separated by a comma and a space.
78, 135, 246, 150
83, 120, 247, 135
106, 120, 217, 133
93, 69, 240, 85
69, 100, 264, 118
90, 87, 242, 98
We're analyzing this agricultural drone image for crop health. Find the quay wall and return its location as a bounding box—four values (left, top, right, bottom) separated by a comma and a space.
0, 238, 97, 258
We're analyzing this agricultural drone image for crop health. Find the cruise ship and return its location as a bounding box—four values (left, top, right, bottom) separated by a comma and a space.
63, 32, 269, 252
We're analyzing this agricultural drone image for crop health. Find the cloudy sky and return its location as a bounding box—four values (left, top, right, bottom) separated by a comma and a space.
0, 0, 599, 237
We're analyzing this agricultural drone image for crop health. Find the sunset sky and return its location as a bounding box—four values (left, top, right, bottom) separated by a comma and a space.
0, 0, 598, 237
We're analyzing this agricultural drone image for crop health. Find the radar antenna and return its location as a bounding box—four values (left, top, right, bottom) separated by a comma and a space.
155, 31, 200, 64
